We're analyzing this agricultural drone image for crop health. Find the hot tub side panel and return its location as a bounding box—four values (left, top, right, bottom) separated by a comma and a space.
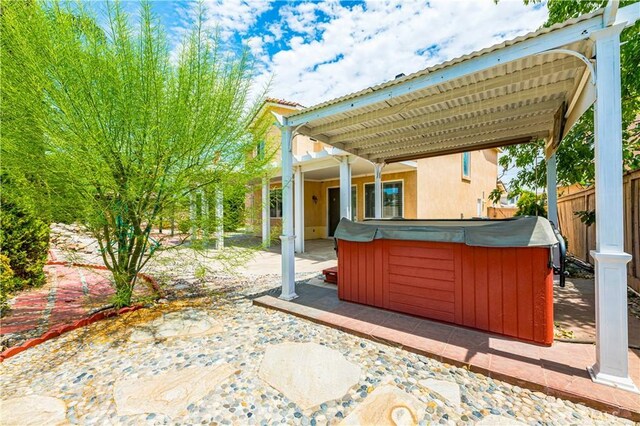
337, 239, 553, 345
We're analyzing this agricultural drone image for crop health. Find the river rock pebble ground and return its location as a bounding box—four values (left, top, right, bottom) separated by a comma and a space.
0, 278, 632, 425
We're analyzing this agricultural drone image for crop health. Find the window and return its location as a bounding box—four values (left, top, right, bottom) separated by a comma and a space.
270, 188, 282, 218
351, 187, 357, 221
364, 181, 403, 219
256, 140, 265, 160
462, 152, 471, 179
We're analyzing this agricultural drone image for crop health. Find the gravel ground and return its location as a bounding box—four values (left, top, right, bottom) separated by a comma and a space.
0, 277, 632, 425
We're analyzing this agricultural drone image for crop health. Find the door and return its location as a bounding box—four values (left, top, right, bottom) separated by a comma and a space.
328, 187, 341, 237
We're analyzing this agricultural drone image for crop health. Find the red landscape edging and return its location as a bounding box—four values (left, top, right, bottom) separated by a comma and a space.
0, 304, 144, 362
1, 255, 162, 362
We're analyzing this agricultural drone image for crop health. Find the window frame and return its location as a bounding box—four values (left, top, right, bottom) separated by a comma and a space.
269, 187, 282, 218
461, 151, 471, 181
363, 179, 405, 220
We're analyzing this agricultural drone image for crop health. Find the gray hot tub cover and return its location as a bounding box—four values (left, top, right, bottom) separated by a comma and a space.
334, 216, 558, 248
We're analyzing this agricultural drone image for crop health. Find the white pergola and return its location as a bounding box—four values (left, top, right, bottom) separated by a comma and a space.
275, 2, 639, 392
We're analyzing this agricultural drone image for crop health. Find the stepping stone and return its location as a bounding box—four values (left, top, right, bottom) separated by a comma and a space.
418, 378, 461, 410
129, 309, 222, 342
0, 395, 67, 426
258, 342, 361, 410
339, 385, 426, 426
114, 363, 237, 418
476, 414, 528, 426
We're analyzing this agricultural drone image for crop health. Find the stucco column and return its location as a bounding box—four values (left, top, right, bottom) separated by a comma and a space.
215, 187, 224, 250
587, 24, 637, 393
339, 156, 352, 220
374, 163, 384, 219
280, 125, 297, 300
262, 177, 270, 248
294, 166, 304, 253
546, 153, 559, 227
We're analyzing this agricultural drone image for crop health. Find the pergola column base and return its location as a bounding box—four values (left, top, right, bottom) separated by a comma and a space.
588, 366, 639, 394
279, 235, 298, 301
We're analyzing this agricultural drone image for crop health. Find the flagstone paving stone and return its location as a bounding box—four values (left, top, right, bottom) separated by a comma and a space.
419, 379, 462, 411
128, 309, 223, 342
0, 395, 67, 426
0, 280, 633, 425
339, 384, 425, 426
258, 342, 361, 410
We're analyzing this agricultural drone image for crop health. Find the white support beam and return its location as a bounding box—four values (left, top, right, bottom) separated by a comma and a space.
374, 163, 384, 219
280, 125, 297, 300
546, 153, 559, 227
294, 166, 304, 253
261, 178, 271, 247
215, 187, 224, 250
339, 156, 352, 220
587, 24, 637, 393
286, 13, 607, 127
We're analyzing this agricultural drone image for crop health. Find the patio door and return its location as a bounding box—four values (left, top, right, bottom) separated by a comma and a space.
328, 187, 356, 237
328, 187, 341, 237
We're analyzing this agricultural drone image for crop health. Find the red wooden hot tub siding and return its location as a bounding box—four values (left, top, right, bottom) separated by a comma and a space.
337, 239, 554, 345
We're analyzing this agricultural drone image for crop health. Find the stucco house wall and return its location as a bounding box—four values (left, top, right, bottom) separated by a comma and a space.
417, 149, 498, 219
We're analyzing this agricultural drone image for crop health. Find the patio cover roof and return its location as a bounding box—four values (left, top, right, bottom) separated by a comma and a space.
282, 6, 636, 163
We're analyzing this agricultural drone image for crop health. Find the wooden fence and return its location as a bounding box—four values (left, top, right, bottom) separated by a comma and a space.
557, 169, 640, 292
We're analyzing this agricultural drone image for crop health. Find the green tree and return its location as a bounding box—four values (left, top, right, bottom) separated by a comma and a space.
500, 0, 640, 190
1, 1, 267, 307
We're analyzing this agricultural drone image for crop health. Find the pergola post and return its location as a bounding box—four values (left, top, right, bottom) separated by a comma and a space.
280, 125, 297, 300
294, 165, 304, 253
374, 163, 384, 219
262, 177, 270, 247
339, 156, 352, 219
587, 24, 637, 393
546, 153, 559, 227
215, 187, 224, 250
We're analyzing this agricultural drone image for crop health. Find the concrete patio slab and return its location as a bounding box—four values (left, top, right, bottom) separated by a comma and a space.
253, 283, 640, 420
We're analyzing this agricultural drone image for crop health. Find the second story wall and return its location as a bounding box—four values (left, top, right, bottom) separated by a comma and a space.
417, 149, 498, 219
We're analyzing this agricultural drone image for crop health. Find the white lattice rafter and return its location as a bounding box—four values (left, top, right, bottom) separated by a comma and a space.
357, 115, 553, 158
307, 57, 582, 137
342, 99, 562, 151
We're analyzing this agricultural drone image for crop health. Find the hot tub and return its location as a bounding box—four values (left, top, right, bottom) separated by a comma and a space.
334, 217, 560, 345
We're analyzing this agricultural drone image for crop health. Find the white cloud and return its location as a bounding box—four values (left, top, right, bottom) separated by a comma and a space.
258, 0, 548, 107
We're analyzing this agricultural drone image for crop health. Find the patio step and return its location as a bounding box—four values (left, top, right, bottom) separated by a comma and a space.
322, 266, 338, 284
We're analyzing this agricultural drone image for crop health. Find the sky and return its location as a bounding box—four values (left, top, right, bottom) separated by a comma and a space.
147, 0, 549, 108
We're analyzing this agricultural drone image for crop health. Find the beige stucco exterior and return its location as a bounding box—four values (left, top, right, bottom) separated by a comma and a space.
417, 150, 498, 219
248, 100, 498, 239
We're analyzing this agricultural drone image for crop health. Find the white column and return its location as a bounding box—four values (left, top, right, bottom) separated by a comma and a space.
294, 166, 304, 253
215, 187, 224, 250
546, 153, 559, 227
201, 189, 209, 244
587, 24, 637, 393
189, 192, 197, 241
280, 125, 297, 300
262, 177, 271, 247
339, 156, 352, 220
374, 163, 384, 219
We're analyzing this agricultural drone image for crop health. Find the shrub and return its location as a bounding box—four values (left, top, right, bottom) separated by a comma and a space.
0, 254, 15, 314
0, 198, 50, 291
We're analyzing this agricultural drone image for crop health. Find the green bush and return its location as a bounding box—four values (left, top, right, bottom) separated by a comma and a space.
0, 197, 50, 292
0, 254, 15, 314
514, 191, 547, 217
